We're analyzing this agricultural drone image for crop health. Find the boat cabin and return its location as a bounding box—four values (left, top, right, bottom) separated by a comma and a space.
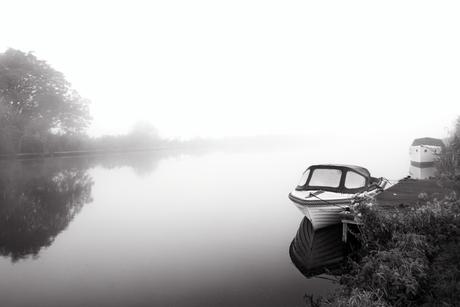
295, 164, 377, 194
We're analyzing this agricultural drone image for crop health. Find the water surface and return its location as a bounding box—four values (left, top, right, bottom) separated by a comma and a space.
0, 144, 408, 306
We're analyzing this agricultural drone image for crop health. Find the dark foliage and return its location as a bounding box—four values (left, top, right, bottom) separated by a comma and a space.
0, 48, 91, 154
0, 159, 93, 261
434, 116, 460, 191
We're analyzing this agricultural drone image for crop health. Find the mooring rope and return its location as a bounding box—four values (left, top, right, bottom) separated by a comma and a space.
308, 193, 348, 210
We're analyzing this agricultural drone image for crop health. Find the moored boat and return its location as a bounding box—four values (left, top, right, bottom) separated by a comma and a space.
288, 164, 387, 230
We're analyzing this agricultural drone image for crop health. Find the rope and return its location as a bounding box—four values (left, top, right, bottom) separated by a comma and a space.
308, 193, 348, 210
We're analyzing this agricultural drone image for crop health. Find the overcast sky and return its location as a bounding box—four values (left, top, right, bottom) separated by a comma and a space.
1, 1, 459, 142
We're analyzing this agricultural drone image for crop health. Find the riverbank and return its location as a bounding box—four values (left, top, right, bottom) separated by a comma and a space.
0, 134, 311, 162
375, 178, 454, 211
312, 178, 460, 307
0, 147, 180, 161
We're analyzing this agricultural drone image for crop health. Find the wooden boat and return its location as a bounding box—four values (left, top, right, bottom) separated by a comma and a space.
288, 164, 387, 230
289, 217, 344, 277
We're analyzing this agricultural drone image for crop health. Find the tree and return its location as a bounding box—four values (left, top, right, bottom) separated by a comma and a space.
0, 48, 91, 154
127, 119, 159, 148
434, 116, 460, 190
0, 97, 21, 154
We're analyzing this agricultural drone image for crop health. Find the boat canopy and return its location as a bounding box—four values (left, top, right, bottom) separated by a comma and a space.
295, 164, 372, 194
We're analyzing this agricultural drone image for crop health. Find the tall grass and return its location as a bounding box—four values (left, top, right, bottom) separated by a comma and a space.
311, 195, 460, 307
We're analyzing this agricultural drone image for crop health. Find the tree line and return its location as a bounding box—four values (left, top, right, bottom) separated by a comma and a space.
1, 49, 308, 157
1, 48, 293, 156
0, 48, 91, 154
0, 48, 177, 155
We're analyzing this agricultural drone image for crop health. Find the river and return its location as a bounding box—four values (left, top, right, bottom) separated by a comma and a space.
0, 141, 409, 306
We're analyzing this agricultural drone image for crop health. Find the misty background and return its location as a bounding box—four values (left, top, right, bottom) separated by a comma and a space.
1, 1, 458, 150
1, 2, 459, 305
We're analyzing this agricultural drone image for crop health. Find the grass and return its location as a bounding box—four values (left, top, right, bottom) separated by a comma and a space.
305, 191, 460, 307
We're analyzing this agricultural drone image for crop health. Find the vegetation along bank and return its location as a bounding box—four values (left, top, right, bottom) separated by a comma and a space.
308, 117, 460, 307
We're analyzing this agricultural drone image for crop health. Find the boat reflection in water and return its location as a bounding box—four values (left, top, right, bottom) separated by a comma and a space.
289, 217, 359, 278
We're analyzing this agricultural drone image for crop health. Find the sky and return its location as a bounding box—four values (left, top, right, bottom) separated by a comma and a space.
1, 1, 459, 143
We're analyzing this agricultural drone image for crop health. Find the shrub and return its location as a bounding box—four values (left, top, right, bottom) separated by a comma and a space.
341, 241, 429, 305
435, 116, 460, 191
328, 288, 390, 307
332, 195, 460, 306
418, 241, 460, 306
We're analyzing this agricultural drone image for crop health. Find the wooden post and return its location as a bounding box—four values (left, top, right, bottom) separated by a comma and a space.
340, 214, 363, 267
342, 221, 348, 266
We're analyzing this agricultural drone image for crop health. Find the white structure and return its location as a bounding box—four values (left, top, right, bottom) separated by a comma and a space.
409, 137, 443, 179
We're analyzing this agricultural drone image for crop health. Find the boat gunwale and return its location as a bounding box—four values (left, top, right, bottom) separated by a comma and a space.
288, 192, 353, 207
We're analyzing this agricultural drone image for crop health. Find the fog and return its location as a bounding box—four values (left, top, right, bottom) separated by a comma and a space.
1, 1, 459, 144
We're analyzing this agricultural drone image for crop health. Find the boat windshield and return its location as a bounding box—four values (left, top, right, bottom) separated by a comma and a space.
297, 169, 310, 186
344, 171, 366, 189
309, 169, 342, 188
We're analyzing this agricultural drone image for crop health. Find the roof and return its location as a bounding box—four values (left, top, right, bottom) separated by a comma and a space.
411, 137, 444, 147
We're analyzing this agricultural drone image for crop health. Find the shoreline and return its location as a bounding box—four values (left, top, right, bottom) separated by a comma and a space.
0, 147, 182, 162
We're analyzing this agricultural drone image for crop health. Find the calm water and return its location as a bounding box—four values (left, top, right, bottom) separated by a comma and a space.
0, 143, 409, 307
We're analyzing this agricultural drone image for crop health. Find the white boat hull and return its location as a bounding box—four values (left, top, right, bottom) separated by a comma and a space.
290, 198, 351, 230
289, 187, 385, 230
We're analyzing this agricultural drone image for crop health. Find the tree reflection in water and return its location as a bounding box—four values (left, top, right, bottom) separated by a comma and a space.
0, 148, 233, 262
0, 158, 94, 262
89, 151, 165, 177
0, 150, 185, 262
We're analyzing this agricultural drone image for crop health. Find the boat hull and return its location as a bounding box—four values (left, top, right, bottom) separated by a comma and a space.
293, 202, 348, 230
289, 192, 353, 230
